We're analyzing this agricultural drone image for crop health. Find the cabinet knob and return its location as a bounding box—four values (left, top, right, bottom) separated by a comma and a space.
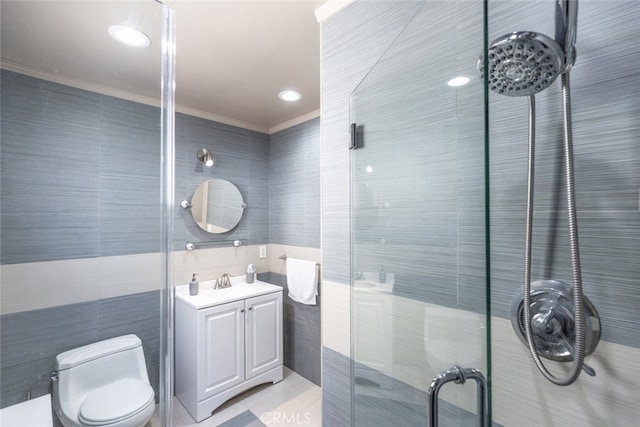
240, 309, 245, 313
248, 307, 253, 310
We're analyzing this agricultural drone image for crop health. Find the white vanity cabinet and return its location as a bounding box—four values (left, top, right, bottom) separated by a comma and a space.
175, 279, 283, 422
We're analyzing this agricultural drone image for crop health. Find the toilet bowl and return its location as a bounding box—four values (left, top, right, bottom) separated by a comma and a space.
52, 335, 155, 427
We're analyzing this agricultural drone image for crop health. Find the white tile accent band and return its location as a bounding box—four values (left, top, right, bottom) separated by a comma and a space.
0, 244, 318, 314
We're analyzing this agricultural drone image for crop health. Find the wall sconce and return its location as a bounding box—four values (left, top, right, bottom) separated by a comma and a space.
197, 148, 214, 167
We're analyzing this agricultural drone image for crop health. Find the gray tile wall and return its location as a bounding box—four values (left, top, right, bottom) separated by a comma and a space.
487, 0, 640, 348
269, 119, 320, 248
323, 347, 505, 427
258, 272, 321, 386
320, 1, 426, 423
349, 0, 486, 314
174, 113, 270, 248
0, 69, 165, 410
321, 347, 352, 427
0, 291, 160, 409
1, 70, 322, 409
0, 70, 273, 266
320, 1, 427, 284
0, 69, 161, 264
264, 119, 322, 386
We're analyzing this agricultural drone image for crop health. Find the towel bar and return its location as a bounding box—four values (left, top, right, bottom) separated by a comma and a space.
185, 240, 244, 251
279, 254, 320, 267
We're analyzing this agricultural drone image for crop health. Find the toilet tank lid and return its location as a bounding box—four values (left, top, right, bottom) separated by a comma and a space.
56, 335, 142, 371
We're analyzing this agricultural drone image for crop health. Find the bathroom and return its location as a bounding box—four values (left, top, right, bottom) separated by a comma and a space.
0, 0, 638, 426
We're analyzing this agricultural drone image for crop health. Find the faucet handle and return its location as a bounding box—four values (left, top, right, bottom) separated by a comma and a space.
219, 273, 232, 288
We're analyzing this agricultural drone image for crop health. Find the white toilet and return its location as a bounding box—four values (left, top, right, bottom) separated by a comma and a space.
52, 335, 155, 427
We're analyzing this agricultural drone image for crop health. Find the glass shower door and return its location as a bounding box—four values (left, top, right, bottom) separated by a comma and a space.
349, 2, 489, 426
0, 2, 174, 424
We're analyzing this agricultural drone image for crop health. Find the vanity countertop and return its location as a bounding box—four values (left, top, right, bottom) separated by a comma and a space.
175, 276, 282, 310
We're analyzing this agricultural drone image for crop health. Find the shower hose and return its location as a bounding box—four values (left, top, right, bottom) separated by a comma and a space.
522, 72, 586, 386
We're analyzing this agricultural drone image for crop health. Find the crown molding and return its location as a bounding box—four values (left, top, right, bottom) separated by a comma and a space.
2, 60, 318, 135
268, 109, 320, 134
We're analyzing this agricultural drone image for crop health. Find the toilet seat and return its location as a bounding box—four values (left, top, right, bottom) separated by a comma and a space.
78, 378, 154, 426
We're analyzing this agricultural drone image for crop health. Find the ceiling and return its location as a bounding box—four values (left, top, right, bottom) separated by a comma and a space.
0, 0, 325, 134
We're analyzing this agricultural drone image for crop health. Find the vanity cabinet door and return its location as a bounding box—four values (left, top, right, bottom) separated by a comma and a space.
245, 292, 283, 380
198, 300, 245, 400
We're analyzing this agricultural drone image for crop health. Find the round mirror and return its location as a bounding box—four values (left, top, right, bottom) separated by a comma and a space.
188, 179, 246, 234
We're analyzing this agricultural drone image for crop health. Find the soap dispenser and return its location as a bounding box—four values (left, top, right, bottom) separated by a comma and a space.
189, 273, 199, 296
246, 264, 256, 284
379, 265, 386, 284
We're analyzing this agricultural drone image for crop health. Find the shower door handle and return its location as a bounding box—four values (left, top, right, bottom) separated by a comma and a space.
427, 365, 488, 427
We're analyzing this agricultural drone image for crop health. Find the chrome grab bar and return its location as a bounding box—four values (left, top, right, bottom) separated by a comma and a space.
427, 365, 488, 427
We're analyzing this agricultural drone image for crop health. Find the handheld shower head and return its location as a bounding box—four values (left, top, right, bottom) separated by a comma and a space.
479, 31, 564, 97
555, 0, 579, 71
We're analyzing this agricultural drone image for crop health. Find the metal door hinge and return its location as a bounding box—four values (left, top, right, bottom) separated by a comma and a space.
350, 123, 363, 149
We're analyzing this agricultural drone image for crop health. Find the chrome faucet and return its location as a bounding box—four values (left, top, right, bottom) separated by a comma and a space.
214, 273, 232, 289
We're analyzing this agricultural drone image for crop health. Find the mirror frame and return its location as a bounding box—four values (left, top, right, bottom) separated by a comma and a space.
184, 179, 246, 234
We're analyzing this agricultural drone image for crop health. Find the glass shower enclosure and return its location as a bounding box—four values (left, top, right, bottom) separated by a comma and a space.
349, 2, 489, 425
0, 1, 175, 425
348, 0, 640, 426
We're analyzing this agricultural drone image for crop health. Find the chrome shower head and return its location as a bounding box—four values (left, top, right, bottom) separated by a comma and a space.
479, 31, 565, 97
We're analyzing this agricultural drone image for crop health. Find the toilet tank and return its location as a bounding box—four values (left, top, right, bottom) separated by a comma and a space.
54, 335, 150, 407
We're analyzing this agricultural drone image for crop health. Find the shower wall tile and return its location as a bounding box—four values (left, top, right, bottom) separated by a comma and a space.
322, 0, 639, 425
487, 1, 640, 425
320, 280, 351, 358
487, 0, 640, 350
269, 118, 320, 249
491, 316, 640, 427
321, 347, 352, 427
321, 0, 425, 284
321, 2, 418, 282
339, 0, 486, 323
457, 224, 489, 313
320, 1, 429, 423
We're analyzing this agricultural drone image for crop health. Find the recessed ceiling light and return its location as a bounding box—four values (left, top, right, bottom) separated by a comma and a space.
278, 90, 302, 102
447, 76, 470, 87
108, 25, 151, 48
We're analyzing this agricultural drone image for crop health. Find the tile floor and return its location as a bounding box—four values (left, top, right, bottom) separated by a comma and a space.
151, 368, 322, 427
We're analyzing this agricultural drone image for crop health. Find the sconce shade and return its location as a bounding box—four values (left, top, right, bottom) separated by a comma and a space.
197, 148, 214, 167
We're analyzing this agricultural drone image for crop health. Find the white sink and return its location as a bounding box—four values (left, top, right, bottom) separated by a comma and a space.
175, 276, 282, 309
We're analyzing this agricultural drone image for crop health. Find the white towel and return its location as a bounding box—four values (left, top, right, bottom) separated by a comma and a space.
286, 257, 318, 305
